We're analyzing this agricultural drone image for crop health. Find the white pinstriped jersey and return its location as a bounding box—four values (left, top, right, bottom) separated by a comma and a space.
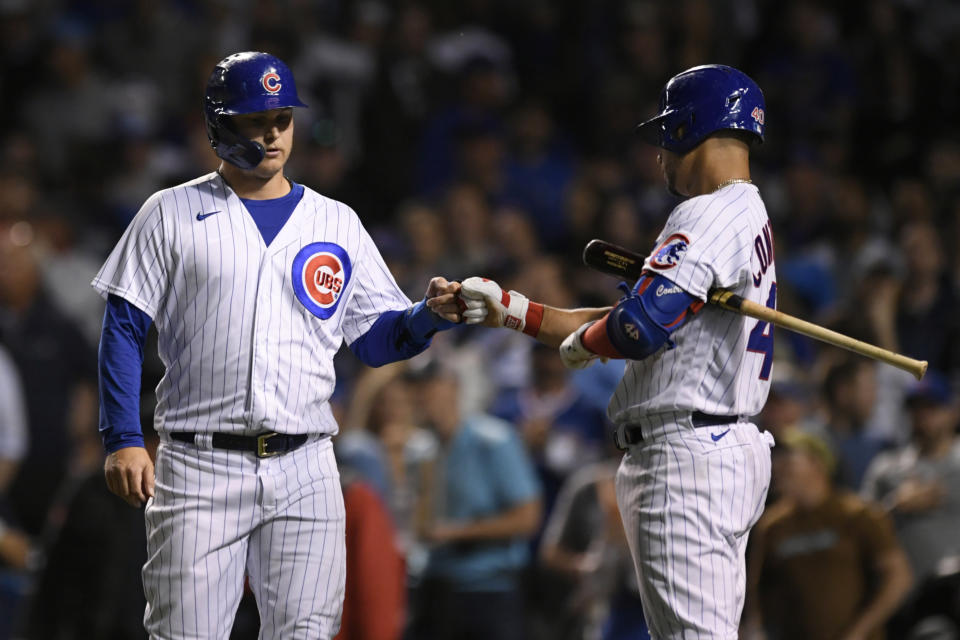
92, 171, 411, 437
607, 183, 776, 431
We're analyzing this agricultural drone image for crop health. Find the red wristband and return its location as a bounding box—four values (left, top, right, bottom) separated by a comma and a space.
522, 302, 544, 337
581, 312, 621, 358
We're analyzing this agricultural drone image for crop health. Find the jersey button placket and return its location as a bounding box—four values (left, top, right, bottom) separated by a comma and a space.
246, 247, 272, 430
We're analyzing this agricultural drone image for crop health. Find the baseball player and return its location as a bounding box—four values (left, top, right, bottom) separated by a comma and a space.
451, 65, 777, 639
93, 51, 462, 639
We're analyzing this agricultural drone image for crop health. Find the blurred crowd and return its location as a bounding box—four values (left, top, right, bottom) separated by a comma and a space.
1, 0, 960, 638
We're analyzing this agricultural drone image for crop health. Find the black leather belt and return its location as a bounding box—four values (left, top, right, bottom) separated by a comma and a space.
169, 431, 308, 458
617, 412, 739, 448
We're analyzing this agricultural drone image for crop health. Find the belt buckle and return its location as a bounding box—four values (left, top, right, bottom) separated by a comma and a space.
257, 432, 281, 458
614, 425, 629, 451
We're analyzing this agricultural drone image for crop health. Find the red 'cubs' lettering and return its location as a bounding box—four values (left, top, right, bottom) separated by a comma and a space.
303, 253, 346, 306
314, 270, 343, 295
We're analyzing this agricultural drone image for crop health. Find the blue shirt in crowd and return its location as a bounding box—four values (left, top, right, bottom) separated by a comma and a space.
425, 414, 541, 592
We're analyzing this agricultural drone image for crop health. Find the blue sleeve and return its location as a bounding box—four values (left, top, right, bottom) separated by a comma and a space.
98, 294, 152, 453
348, 298, 455, 367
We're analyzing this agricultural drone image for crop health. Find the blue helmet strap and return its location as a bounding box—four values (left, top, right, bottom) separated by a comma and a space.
213, 115, 265, 170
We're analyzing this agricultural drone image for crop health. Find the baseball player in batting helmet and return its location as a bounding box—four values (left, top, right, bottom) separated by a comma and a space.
94, 50, 464, 638
455, 63, 777, 639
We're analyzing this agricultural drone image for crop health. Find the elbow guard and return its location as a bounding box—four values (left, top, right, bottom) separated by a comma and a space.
606, 274, 702, 360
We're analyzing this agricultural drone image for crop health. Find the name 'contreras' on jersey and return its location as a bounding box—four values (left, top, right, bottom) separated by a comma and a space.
607, 183, 776, 434
91, 172, 411, 437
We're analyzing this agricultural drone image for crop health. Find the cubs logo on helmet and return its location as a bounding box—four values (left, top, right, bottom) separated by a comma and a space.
650, 233, 690, 269
292, 242, 352, 319
262, 72, 281, 94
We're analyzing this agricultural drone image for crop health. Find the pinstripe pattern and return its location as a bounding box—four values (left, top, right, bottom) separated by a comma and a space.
608, 184, 776, 430
94, 172, 406, 638
615, 424, 773, 640
608, 184, 777, 638
144, 437, 345, 639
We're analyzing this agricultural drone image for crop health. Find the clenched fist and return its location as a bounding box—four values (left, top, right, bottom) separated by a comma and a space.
104, 446, 155, 507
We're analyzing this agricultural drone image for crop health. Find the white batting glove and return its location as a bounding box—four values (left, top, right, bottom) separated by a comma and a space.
459, 276, 544, 336
457, 292, 489, 324
559, 322, 600, 369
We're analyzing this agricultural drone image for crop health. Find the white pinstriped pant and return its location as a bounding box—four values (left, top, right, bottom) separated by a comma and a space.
615, 422, 773, 640
142, 435, 346, 640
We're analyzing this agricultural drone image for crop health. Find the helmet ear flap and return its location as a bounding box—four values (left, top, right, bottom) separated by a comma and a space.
210, 114, 266, 170
672, 112, 695, 143
663, 109, 696, 152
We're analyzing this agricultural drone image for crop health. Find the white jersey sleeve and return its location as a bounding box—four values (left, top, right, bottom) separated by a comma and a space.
642, 192, 754, 300
340, 223, 413, 345
91, 192, 169, 318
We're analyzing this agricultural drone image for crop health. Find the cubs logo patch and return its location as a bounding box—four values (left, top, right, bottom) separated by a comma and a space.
261, 72, 282, 94
649, 233, 690, 270
291, 242, 352, 319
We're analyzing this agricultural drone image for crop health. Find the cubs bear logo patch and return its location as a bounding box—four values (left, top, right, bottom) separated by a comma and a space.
649, 233, 690, 269
291, 242, 352, 319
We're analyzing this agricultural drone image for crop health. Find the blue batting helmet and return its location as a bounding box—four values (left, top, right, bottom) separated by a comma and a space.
204, 51, 308, 170
636, 64, 765, 154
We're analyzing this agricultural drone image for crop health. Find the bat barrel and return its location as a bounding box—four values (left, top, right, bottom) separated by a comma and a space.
736, 299, 928, 380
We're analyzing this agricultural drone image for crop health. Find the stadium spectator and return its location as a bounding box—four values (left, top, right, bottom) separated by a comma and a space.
0, 344, 30, 640
819, 359, 890, 490
538, 458, 649, 640
744, 430, 913, 640
862, 372, 960, 635
0, 222, 97, 536
0, 344, 27, 555
491, 342, 608, 520
895, 221, 960, 375
405, 361, 541, 640
758, 379, 817, 440
19, 430, 156, 640
335, 465, 407, 640
501, 98, 577, 251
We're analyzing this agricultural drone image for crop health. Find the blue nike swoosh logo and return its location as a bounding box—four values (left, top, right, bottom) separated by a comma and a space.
196, 210, 220, 221
711, 428, 731, 442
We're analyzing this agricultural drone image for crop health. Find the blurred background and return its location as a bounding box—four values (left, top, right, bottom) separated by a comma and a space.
0, 0, 959, 639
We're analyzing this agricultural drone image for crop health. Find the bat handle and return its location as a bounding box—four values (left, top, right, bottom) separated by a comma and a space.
708, 290, 743, 312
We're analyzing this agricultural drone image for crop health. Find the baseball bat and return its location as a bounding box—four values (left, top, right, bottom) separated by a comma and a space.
582, 239, 928, 380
